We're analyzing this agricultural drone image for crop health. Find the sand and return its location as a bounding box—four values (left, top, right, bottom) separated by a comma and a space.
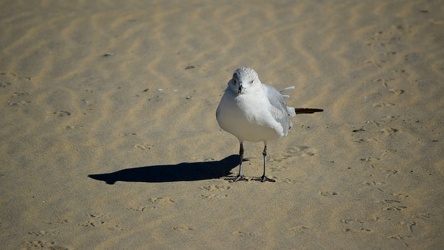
1, 0, 443, 249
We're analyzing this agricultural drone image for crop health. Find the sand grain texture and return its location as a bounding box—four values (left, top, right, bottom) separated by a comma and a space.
0, 0, 443, 249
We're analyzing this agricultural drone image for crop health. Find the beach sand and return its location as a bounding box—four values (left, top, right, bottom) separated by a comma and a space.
1, 0, 443, 249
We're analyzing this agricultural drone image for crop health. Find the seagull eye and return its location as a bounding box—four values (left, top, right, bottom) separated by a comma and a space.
250, 80, 254, 84
232, 79, 237, 85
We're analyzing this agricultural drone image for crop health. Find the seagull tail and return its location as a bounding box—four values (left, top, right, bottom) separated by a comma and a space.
295, 108, 324, 114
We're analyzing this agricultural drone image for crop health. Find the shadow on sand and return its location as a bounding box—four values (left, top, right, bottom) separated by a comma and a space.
88, 155, 239, 184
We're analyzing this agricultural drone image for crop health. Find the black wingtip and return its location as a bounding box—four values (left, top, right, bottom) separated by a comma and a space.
295, 108, 324, 114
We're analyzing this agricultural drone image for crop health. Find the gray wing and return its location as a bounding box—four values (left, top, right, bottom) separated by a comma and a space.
262, 84, 295, 133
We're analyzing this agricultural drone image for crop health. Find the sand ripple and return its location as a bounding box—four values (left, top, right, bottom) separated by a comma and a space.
0, 0, 443, 249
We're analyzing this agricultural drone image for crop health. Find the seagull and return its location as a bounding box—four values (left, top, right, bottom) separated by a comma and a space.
216, 67, 323, 182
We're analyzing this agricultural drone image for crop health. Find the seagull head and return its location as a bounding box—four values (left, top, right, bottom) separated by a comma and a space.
229, 67, 261, 95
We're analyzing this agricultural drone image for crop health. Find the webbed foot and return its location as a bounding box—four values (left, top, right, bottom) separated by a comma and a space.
225, 175, 248, 182
253, 175, 276, 182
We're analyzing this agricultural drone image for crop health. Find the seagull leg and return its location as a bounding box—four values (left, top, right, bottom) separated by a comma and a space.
234, 142, 248, 181
226, 142, 247, 182
260, 144, 275, 182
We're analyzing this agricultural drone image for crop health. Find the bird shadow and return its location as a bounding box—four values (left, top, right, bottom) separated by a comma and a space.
88, 155, 239, 184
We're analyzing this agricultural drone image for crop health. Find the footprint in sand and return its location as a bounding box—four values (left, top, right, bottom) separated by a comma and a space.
380, 115, 398, 121
352, 128, 366, 133
200, 185, 231, 199
201, 193, 228, 199
200, 185, 231, 191
53, 110, 71, 117
355, 138, 378, 143
372, 102, 395, 108
55, 219, 69, 224
134, 143, 152, 150
268, 164, 289, 172
281, 178, 301, 184
150, 197, 175, 205
28, 230, 59, 237
0, 82, 12, 88
383, 205, 407, 212
400, 221, 416, 233
341, 219, 372, 233
363, 181, 386, 186
380, 196, 407, 211
414, 213, 432, 220
359, 157, 380, 162
79, 213, 106, 227
127, 206, 149, 212
388, 234, 413, 247
385, 169, 399, 177
373, 77, 395, 88
8, 91, 31, 107
392, 192, 409, 199
172, 225, 194, 232
389, 89, 405, 95
319, 191, 338, 197
277, 146, 316, 161
1, 72, 31, 87
380, 127, 399, 135
23, 240, 68, 250
8, 100, 31, 106
65, 125, 83, 130
232, 231, 255, 237
11, 91, 29, 97
79, 213, 122, 231
288, 226, 309, 234
127, 197, 172, 211
363, 181, 386, 192
292, 146, 316, 156
343, 227, 372, 233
